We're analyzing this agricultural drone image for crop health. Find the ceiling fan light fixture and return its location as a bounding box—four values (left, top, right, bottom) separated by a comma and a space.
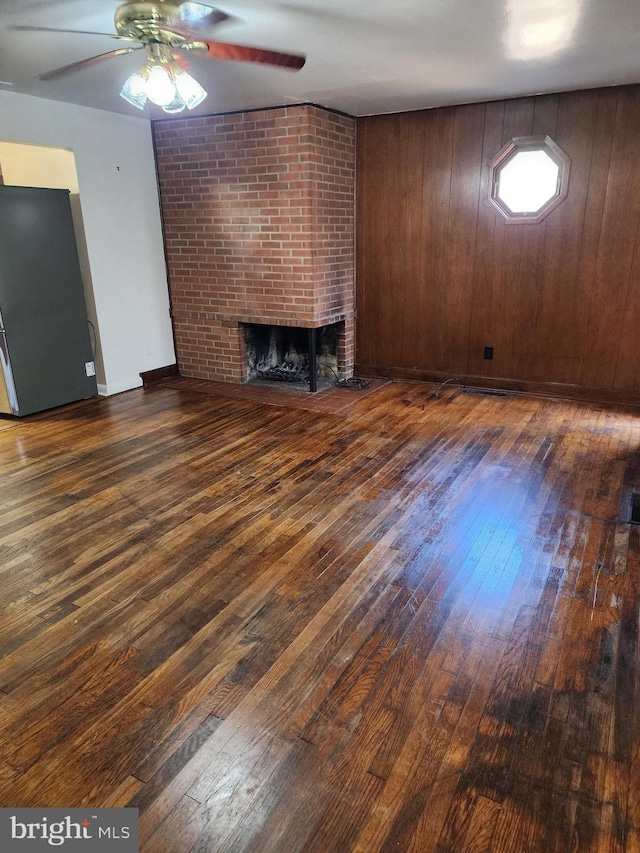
120, 57, 207, 113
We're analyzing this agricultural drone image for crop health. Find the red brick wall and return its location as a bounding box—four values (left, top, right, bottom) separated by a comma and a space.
153, 105, 355, 382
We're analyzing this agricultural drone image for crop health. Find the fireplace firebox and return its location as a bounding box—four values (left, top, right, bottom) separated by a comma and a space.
242, 322, 341, 392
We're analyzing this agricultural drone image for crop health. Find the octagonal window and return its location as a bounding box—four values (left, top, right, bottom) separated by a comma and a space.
489, 136, 570, 223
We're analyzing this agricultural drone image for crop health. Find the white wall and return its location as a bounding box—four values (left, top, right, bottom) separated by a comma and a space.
0, 90, 175, 395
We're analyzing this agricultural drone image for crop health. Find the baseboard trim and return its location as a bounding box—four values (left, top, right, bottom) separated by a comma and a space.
97, 376, 144, 397
140, 364, 179, 385
355, 365, 640, 408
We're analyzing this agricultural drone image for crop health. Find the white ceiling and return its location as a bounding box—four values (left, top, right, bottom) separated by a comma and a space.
0, 0, 639, 120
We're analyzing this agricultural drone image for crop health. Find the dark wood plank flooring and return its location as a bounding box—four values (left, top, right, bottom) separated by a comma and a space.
1, 381, 639, 851
158, 376, 391, 413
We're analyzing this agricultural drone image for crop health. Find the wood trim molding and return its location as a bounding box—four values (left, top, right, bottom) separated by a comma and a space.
140, 364, 179, 385
355, 364, 640, 408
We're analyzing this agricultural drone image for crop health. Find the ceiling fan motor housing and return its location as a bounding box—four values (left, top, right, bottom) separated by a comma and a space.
115, 1, 184, 41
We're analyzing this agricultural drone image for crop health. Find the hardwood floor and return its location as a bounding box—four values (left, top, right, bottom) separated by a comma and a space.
0, 381, 639, 851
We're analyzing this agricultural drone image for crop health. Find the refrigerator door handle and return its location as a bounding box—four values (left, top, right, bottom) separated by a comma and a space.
0, 331, 19, 414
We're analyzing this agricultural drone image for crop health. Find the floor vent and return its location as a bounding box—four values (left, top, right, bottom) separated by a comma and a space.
629, 493, 640, 524
462, 388, 510, 397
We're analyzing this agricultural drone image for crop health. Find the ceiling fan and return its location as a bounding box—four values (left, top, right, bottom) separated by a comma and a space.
15, 0, 306, 113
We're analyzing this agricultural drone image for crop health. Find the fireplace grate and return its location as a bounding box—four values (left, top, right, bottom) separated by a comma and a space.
257, 363, 311, 383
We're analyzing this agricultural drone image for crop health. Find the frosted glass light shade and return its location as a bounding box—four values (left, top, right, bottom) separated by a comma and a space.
120, 69, 149, 110
174, 69, 208, 110
161, 93, 188, 114
146, 65, 177, 107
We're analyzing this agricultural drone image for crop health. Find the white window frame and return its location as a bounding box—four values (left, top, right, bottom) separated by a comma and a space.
488, 135, 570, 224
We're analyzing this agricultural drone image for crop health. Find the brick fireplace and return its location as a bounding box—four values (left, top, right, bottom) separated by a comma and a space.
153, 105, 355, 386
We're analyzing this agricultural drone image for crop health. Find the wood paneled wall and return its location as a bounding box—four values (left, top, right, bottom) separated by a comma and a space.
356, 86, 640, 402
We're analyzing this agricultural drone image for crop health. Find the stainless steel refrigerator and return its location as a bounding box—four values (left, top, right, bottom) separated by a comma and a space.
0, 185, 98, 416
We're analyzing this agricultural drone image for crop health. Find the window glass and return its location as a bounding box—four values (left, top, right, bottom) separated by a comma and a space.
497, 150, 560, 214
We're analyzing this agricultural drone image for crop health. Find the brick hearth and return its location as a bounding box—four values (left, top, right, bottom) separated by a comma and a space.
153, 105, 355, 383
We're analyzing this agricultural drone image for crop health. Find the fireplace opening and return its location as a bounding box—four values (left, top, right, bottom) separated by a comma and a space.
242, 322, 341, 392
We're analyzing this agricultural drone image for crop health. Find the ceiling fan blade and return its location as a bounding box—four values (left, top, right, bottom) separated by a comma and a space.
196, 40, 305, 70
11, 24, 131, 39
39, 47, 143, 81
178, 3, 230, 27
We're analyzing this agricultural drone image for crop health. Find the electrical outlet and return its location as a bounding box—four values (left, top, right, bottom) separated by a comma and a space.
483, 346, 494, 360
